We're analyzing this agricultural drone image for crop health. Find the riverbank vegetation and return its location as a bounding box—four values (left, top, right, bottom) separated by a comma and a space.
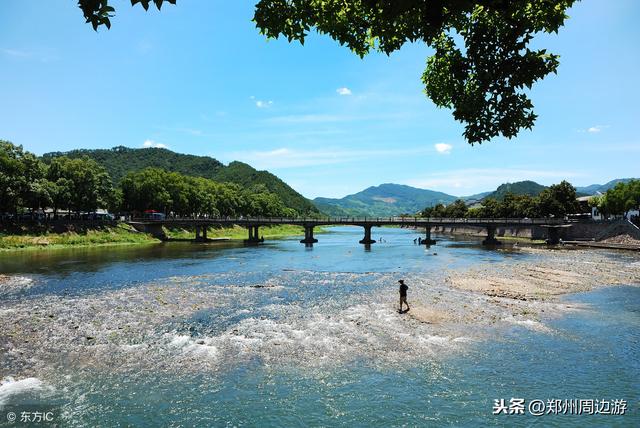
0, 223, 318, 251
589, 180, 640, 218
0, 224, 156, 250
1, 141, 114, 216
421, 181, 581, 218
119, 168, 296, 218
164, 224, 315, 241
42, 146, 318, 214
1, 140, 301, 218
1, 139, 321, 250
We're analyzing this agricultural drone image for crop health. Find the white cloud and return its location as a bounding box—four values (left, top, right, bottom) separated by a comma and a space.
1, 48, 58, 62
336, 87, 352, 96
250, 95, 273, 108
255, 100, 273, 108
225, 147, 343, 169
142, 139, 168, 149
434, 143, 452, 154
580, 125, 609, 133
2, 48, 30, 58
223, 146, 435, 169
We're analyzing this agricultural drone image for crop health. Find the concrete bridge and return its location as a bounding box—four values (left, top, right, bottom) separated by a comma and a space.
128, 216, 568, 246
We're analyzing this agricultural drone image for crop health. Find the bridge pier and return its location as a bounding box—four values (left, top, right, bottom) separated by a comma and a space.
420, 226, 436, 245
359, 225, 376, 245
245, 225, 263, 243
482, 225, 502, 245
546, 226, 561, 245
244, 225, 264, 244
143, 223, 168, 241
128, 217, 567, 247
194, 225, 209, 242
300, 225, 318, 244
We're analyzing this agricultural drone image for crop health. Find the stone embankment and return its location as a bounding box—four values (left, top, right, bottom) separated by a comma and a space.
432, 219, 640, 250
431, 225, 544, 239
564, 220, 640, 250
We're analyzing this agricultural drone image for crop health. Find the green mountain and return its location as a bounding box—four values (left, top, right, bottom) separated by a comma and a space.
313, 178, 639, 217
212, 161, 318, 214
42, 146, 318, 215
314, 183, 458, 217
42, 146, 223, 183
461, 190, 493, 204
312, 180, 553, 217
484, 180, 547, 200
576, 178, 638, 195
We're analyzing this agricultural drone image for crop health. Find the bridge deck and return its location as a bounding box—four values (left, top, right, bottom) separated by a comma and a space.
129, 217, 566, 228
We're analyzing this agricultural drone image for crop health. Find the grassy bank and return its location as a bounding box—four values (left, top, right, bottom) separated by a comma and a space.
0, 223, 322, 251
164, 224, 318, 240
0, 224, 158, 251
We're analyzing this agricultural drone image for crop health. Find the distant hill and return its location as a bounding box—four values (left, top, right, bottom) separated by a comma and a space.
42, 146, 224, 183
484, 180, 547, 200
461, 190, 493, 204
313, 178, 639, 217
42, 146, 318, 215
212, 161, 318, 214
576, 178, 638, 195
314, 183, 457, 217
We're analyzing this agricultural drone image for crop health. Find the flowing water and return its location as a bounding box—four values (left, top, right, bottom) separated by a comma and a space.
0, 226, 638, 426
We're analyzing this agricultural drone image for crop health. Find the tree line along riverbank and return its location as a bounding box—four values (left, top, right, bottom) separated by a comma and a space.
1, 140, 315, 222
0, 223, 313, 251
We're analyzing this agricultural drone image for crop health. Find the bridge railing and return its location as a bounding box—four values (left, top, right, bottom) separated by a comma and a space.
130, 216, 566, 225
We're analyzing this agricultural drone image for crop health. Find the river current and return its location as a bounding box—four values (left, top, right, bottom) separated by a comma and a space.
0, 226, 638, 426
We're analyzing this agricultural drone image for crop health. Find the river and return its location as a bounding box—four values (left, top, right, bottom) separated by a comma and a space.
0, 226, 638, 426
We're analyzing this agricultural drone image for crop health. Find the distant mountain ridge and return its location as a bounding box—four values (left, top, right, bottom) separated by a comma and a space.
575, 178, 637, 195
314, 183, 458, 217
483, 180, 547, 200
461, 191, 493, 204
42, 146, 318, 215
314, 178, 638, 216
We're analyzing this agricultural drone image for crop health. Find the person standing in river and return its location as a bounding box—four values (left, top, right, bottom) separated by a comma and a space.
398, 279, 409, 313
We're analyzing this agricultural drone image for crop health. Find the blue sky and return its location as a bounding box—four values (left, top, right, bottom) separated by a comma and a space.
1, 1, 638, 199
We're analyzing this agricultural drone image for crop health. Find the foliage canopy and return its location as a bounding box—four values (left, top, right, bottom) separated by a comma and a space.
1, 140, 301, 218
43, 146, 319, 215
591, 180, 640, 217
422, 180, 580, 218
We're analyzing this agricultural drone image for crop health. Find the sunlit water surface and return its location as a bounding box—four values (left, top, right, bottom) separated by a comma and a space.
0, 227, 638, 426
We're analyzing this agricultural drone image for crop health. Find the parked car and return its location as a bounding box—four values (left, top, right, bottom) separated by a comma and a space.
81, 211, 115, 221
143, 210, 166, 220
